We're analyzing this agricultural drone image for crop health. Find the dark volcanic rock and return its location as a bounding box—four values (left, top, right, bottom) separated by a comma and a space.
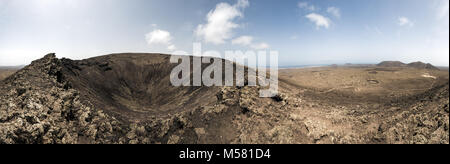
0, 54, 124, 144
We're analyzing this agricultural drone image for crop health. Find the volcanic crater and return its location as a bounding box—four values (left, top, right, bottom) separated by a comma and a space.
60, 54, 222, 122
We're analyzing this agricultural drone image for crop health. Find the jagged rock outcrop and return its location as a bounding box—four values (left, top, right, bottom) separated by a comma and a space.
0, 54, 124, 143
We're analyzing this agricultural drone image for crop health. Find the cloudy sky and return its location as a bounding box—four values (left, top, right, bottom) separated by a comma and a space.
0, 0, 448, 66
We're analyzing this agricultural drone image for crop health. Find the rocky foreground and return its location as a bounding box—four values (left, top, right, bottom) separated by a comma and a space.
0, 54, 448, 144
0, 53, 292, 144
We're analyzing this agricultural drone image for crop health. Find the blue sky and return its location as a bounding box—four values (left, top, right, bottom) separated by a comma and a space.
0, 0, 448, 66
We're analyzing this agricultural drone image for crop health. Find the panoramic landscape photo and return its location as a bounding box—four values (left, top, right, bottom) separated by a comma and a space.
0, 0, 449, 144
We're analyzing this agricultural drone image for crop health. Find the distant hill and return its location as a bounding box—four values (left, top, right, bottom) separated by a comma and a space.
377, 61, 440, 70
377, 61, 407, 67
407, 62, 439, 70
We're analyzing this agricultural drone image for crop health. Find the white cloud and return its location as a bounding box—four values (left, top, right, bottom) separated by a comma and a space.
167, 45, 176, 51
306, 13, 331, 29
195, 0, 268, 49
145, 29, 176, 51
327, 7, 341, 18
398, 17, 414, 27
232, 36, 253, 46
146, 29, 172, 45
298, 2, 315, 11
251, 43, 270, 50
195, 0, 249, 44
232, 35, 270, 49
299, 3, 340, 29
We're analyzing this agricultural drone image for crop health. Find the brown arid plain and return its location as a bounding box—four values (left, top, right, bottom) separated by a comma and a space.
0, 68, 17, 81
0, 53, 448, 144
279, 65, 449, 144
